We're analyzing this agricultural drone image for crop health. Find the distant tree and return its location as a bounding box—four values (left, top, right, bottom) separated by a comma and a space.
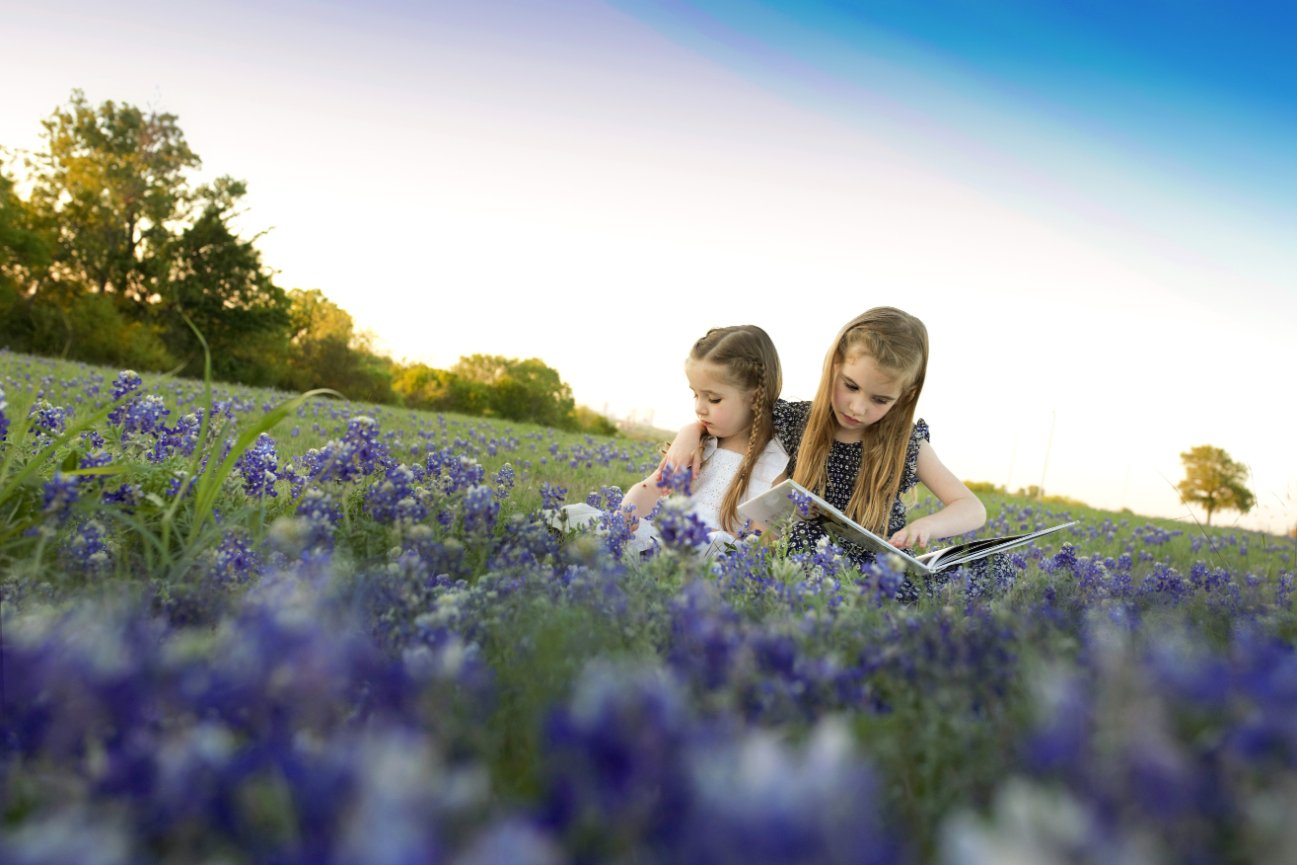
570, 404, 618, 436
0, 160, 50, 293
283, 288, 394, 403
392, 363, 456, 410
452, 354, 575, 428
158, 184, 291, 383
1177, 444, 1255, 526
26, 89, 200, 308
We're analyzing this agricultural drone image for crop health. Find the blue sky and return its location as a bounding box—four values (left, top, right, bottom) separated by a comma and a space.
2, 0, 1294, 532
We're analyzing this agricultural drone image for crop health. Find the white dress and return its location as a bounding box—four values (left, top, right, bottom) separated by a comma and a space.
550, 436, 789, 556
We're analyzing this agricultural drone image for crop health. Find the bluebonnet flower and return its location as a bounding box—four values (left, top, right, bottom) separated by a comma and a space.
299, 416, 394, 485
102, 483, 140, 508
679, 719, 896, 865
118, 394, 170, 438
462, 484, 499, 535
591, 505, 637, 559
209, 531, 261, 585
540, 482, 567, 512
27, 399, 70, 440
151, 409, 205, 461
586, 485, 624, 511
657, 462, 694, 496
41, 472, 81, 523
0, 384, 8, 441
540, 662, 698, 854
436, 454, 486, 494
105, 369, 144, 427
365, 464, 427, 524
234, 432, 280, 498
788, 487, 814, 518
295, 487, 342, 555
59, 519, 113, 575
110, 369, 143, 401
652, 500, 711, 551
495, 463, 516, 495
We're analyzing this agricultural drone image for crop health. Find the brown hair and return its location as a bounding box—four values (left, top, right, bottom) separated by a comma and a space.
690, 324, 782, 533
791, 307, 928, 534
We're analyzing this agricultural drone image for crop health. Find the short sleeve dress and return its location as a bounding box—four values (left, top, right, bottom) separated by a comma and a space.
773, 399, 929, 599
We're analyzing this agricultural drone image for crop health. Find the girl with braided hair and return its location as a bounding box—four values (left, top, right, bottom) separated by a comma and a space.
553, 324, 787, 554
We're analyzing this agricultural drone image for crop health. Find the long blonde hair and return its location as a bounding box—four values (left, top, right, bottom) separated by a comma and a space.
791, 307, 928, 534
690, 325, 782, 533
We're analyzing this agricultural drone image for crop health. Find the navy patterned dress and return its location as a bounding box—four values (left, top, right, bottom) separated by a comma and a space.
772, 399, 1011, 602
773, 399, 925, 551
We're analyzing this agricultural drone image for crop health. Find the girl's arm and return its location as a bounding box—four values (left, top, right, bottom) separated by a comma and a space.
619, 463, 666, 527
889, 440, 986, 549
661, 421, 706, 478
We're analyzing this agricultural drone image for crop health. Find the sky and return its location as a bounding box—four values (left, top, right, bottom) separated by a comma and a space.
2, 0, 1295, 534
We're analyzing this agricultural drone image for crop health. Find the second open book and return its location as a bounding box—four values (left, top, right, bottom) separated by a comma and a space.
737, 479, 1076, 577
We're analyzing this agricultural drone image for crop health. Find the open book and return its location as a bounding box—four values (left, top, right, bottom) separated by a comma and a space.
738, 479, 1076, 577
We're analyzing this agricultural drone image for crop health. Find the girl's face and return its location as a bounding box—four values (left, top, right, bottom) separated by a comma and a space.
830, 352, 907, 443
686, 358, 754, 451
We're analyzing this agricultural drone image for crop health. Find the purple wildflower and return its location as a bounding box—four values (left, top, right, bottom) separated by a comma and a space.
27, 399, 70, 440
110, 369, 144, 401
60, 519, 113, 575
540, 482, 568, 512
42, 472, 81, 523
654, 501, 711, 551
365, 464, 428, 524
657, 462, 694, 496
234, 433, 280, 498
788, 488, 814, 518
495, 463, 516, 495
462, 484, 499, 535
209, 531, 261, 585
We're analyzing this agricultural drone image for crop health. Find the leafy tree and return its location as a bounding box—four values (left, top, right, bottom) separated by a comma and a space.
452, 354, 575, 428
283, 288, 394, 403
0, 160, 50, 293
157, 186, 291, 384
27, 89, 200, 307
1177, 444, 1255, 526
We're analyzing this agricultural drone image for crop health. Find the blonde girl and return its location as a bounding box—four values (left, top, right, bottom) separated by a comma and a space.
557, 324, 787, 553
780, 306, 984, 553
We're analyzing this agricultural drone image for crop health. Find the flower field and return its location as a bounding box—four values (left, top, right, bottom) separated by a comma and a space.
2, 349, 1295, 865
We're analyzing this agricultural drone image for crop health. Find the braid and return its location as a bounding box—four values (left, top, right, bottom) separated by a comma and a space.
719, 376, 769, 533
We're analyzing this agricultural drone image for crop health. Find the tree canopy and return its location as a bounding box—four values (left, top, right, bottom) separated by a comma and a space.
1177, 444, 1255, 526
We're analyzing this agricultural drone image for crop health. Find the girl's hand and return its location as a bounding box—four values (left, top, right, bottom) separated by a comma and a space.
662, 422, 705, 479
889, 518, 935, 550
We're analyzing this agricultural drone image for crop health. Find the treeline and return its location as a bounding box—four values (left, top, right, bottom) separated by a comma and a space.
0, 91, 613, 434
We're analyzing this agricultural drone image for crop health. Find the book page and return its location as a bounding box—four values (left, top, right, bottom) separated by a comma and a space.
741, 480, 1078, 576
739, 480, 933, 576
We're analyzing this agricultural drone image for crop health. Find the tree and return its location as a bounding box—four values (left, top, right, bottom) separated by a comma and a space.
452, 354, 576, 428
282, 288, 394, 403
1177, 444, 1255, 526
27, 89, 200, 307
158, 188, 291, 383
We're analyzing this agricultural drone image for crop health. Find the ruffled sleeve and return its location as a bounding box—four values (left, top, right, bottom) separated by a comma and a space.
899, 418, 930, 493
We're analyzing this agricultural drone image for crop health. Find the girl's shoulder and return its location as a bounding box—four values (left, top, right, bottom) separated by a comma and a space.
773, 399, 811, 430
